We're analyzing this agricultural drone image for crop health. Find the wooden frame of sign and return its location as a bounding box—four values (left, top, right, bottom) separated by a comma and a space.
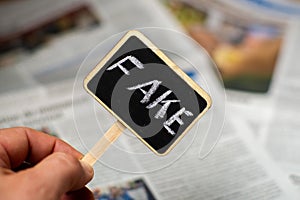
82, 30, 211, 165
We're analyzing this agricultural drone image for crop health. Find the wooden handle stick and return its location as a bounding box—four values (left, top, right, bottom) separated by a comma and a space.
81, 121, 125, 166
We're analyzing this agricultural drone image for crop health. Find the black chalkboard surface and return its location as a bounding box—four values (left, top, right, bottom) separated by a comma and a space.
84, 30, 211, 155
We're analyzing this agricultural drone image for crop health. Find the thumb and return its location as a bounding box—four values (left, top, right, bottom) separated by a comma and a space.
17, 152, 94, 200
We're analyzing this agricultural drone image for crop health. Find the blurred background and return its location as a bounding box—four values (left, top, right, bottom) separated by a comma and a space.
0, 0, 300, 199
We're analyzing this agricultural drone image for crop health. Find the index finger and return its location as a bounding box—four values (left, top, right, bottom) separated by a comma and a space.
0, 127, 82, 169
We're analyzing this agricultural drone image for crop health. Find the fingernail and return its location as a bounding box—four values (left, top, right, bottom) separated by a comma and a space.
80, 160, 94, 176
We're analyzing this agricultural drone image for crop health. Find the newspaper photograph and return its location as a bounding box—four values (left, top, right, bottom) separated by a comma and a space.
162, 0, 286, 93
92, 177, 157, 200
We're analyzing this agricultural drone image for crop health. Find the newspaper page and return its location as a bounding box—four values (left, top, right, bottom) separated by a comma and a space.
0, 0, 299, 199
0, 80, 298, 199
260, 21, 300, 189
0, 0, 181, 93
161, 0, 286, 94
157, 0, 293, 141
122, 114, 298, 199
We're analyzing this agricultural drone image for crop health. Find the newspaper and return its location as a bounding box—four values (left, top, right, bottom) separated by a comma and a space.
259, 22, 300, 188
0, 0, 300, 198
0, 80, 298, 199
0, 0, 180, 91
159, 0, 292, 139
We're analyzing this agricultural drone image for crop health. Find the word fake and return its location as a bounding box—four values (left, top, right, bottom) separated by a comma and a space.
107, 56, 193, 136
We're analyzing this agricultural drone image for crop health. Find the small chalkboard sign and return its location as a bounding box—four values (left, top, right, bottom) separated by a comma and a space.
82, 30, 211, 165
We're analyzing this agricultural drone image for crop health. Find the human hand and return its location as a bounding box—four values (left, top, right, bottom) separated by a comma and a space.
0, 127, 94, 200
